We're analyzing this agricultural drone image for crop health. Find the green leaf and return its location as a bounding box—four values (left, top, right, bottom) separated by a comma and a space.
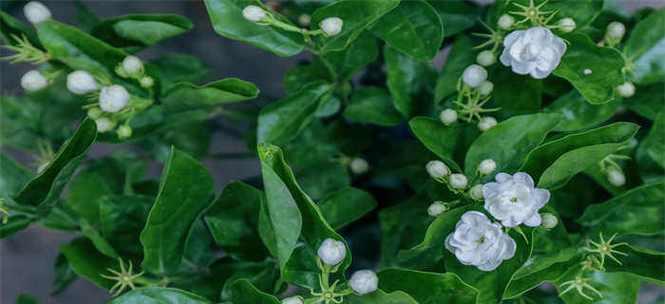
557, 271, 640, 304
161, 78, 259, 113
311, 0, 400, 53
427, 0, 478, 38
553, 34, 624, 104
345, 290, 418, 304
464, 113, 561, 176
370, 0, 443, 61
319, 187, 377, 230
491, 66, 543, 118
230, 279, 280, 304
80, 219, 119, 258
92, 14, 193, 48
148, 54, 208, 94
257, 83, 332, 145
109, 287, 211, 304
0, 154, 32, 197
434, 36, 475, 103
98, 195, 153, 257
545, 90, 620, 132
140, 148, 214, 275
625, 83, 664, 121
344, 87, 402, 126
637, 111, 665, 169
624, 9, 665, 84
204, 0, 304, 57
51, 253, 77, 295
538, 143, 626, 189
378, 268, 477, 304
578, 180, 665, 236
0, 11, 40, 47
604, 244, 665, 283
16, 294, 39, 304
385, 45, 435, 117
60, 238, 116, 290
322, 32, 379, 80
409, 116, 464, 171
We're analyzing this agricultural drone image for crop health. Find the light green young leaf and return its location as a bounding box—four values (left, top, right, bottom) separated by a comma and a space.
344, 87, 402, 126
92, 14, 193, 48
624, 9, 665, 85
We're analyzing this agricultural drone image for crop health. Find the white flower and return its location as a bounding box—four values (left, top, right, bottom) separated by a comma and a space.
497, 14, 515, 30
482, 172, 550, 227
281, 296, 304, 304
449, 173, 468, 189
607, 168, 626, 187
478, 116, 497, 131
350, 157, 369, 175
477, 50, 496, 67
242, 5, 267, 23
99, 85, 130, 113
121, 56, 143, 75
320, 17, 343, 36
478, 81, 494, 96
428, 201, 448, 217
462, 64, 488, 88
478, 159, 496, 175
426, 160, 450, 179
24, 1, 51, 24
616, 82, 635, 98
439, 109, 458, 125
349, 270, 378, 295
470, 184, 484, 201
557, 18, 576, 33
66, 71, 98, 95
606, 22, 625, 40
21, 70, 48, 92
500, 27, 566, 79
116, 125, 132, 139
445, 211, 516, 271
95, 117, 115, 133
541, 213, 558, 229
317, 238, 346, 266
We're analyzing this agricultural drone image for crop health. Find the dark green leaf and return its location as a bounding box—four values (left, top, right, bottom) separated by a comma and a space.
0, 154, 32, 197
109, 287, 211, 304
624, 9, 665, 85
230, 279, 279, 304
545, 90, 620, 132
434, 36, 474, 103
409, 116, 463, 171
491, 66, 543, 118
322, 32, 379, 80
319, 187, 377, 230
92, 14, 193, 48
148, 54, 208, 94
51, 253, 78, 295
637, 111, 665, 169
379, 268, 477, 304
625, 83, 665, 121
538, 143, 626, 189
557, 271, 639, 304
344, 87, 402, 126
345, 290, 418, 304
162, 78, 259, 113
427, 0, 478, 38
385, 45, 435, 117
60, 238, 115, 290
604, 244, 665, 283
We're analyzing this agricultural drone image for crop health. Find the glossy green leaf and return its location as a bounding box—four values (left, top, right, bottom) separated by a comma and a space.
344, 87, 402, 126
140, 148, 214, 275
625, 83, 664, 121
149, 54, 208, 94
434, 36, 475, 103
229, 279, 279, 304
491, 66, 543, 118
538, 144, 627, 189
545, 90, 620, 132
0, 154, 32, 197
385, 45, 435, 117
0, 11, 40, 47
92, 14, 193, 48
427, 0, 478, 38
604, 244, 665, 283
162, 78, 259, 113
553, 34, 624, 104
319, 187, 377, 230
379, 268, 477, 304
60, 238, 115, 290
217, 259, 278, 302
80, 219, 119, 258
557, 271, 639, 304
109, 287, 211, 304
637, 111, 665, 169
204, 0, 304, 57
345, 290, 418, 304
370, 0, 443, 61
322, 32, 379, 80
624, 9, 665, 84
16, 294, 39, 304
51, 253, 78, 295
409, 116, 464, 171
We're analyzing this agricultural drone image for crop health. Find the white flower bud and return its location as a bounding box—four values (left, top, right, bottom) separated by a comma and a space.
317, 238, 346, 266
24, 1, 51, 24
616, 81, 635, 98
99, 85, 130, 113
478, 159, 496, 175
140, 76, 154, 88
95, 117, 115, 133
470, 184, 484, 201
607, 168, 626, 187
426, 160, 450, 179
478, 116, 497, 132
439, 109, 458, 126
583, 68, 593, 75
462, 64, 488, 88
87, 107, 102, 119
449, 173, 468, 189
478, 80, 494, 96
21, 70, 48, 92
476, 50, 496, 66
320, 17, 343, 36
350, 157, 369, 175
427, 201, 448, 217
116, 125, 132, 139
242, 5, 267, 23
281, 296, 304, 304
541, 213, 558, 229
121, 55, 143, 75
349, 270, 378, 295
497, 14, 515, 30
66, 71, 98, 95
558, 18, 576, 33
606, 21, 626, 40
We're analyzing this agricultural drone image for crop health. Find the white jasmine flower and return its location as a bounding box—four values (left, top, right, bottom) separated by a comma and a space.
478, 159, 497, 175
116, 125, 132, 139
95, 117, 115, 133
557, 18, 576, 33
140, 76, 154, 88
242, 5, 267, 23
317, 238, 346, 266
616, 82, 635, 98
462, 64, 488, 88
482, 172, 550, 227
439, 109, 458, 125
477, 50, 496, 66
606, 22, 625, 40
24, 1, 51, 24
349, 270, 378, 295
21, 70, 48, 92
500, 27, 567, 79
449, 173, 468, 189
445, 211, 516, 271
478, 81, 494, 96
121, 56, 143, 75
478, 116, 497, 132
540, 213, 558, 229
427, 201, 448, 217
320, 17, 343, 36
607, 168, 626, 187
99, 85, 129, 113
66, 70, 98, 95
426, 160, 450, 179
350, 157, 369, 175
583, 68, 592, 75
281, 296, 304, 304
470, 184, 484, 201
497, 14, 515, 30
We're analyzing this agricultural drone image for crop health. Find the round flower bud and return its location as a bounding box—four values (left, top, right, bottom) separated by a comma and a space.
281, 296, 304, 304
87, 107, 103, 120
558, 18, 576, 33
242, 5, 267, 23
99, 85, 130, 113
478, 116, 498, 132
426, 160, 450, 179
317, 238, 346, 266
583, 68, 593, 75
140, 76, 154, 88
21, 70, 48, 92
478, 81, 494, 96
607, 168, 626, 187
350, 157, 369, 175
462, 64, 488, 88
616, 81, 635, 98
606, 21, 626, 40
470, 184, 484, 201
298, 14, 311, 27
116, 125, 132, 139
541, 213, 558, 229
320, 17, 343, 36
121, 55, 143, 75
95, 117, 115, 133
476, 50, 496, 67
439, 109, 458, 126
449, 173, 468, 189
497, 14, 515, 30
24, 1, 51, 24
478, 159, 496, 175
427, 201, 448, 217
349, 270, 378, 295
67, 71, 98, 95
